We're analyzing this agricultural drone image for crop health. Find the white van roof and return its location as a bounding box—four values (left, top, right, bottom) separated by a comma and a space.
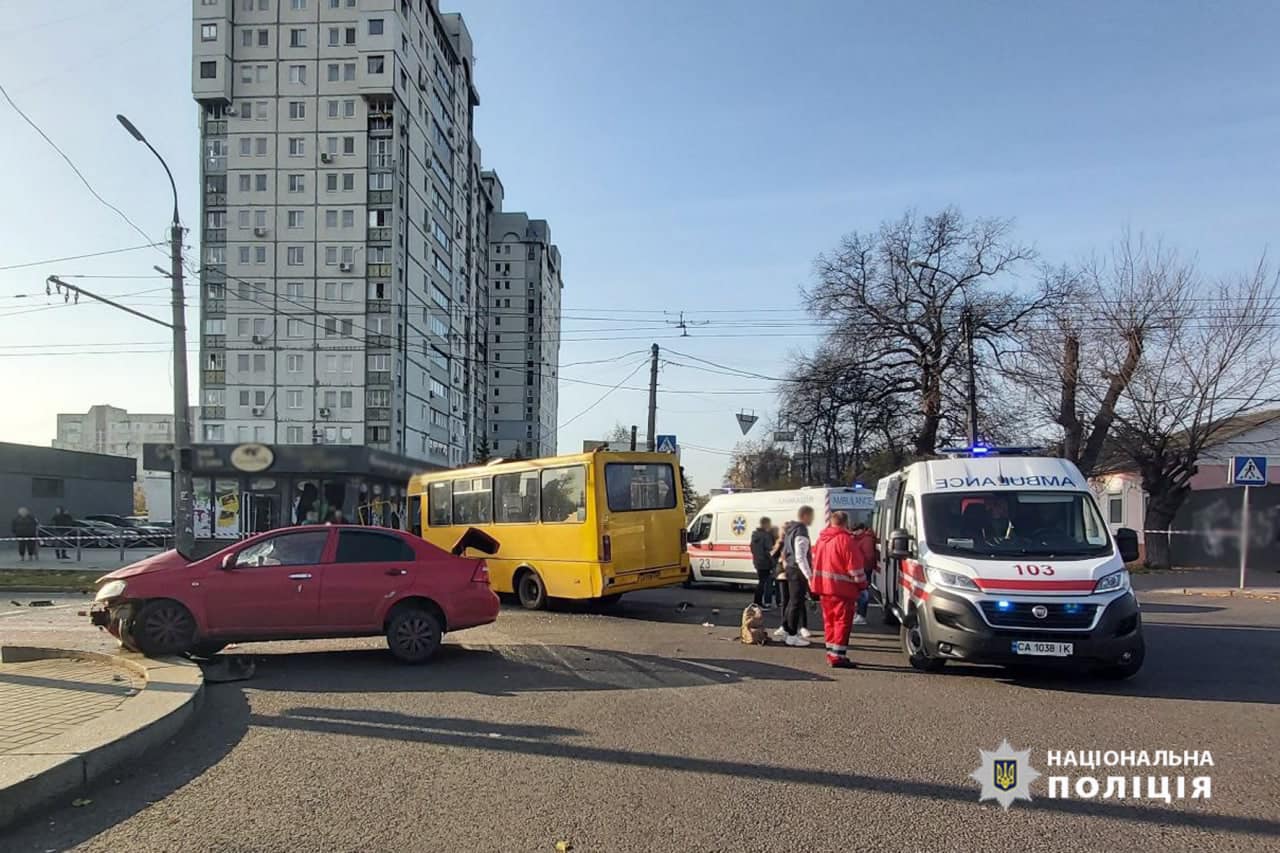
918, 456, 1086, 493
701, 486, 874, 513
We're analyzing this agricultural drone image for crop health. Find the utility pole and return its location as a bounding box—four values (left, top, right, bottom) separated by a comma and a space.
117, 114, 194, 557
646, 343, 659, 451
964, 306, 979, 447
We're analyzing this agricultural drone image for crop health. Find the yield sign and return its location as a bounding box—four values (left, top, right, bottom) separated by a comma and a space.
735, 411, 758, 435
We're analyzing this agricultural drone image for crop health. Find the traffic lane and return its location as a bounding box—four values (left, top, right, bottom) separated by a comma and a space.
7, 588, 1278, 852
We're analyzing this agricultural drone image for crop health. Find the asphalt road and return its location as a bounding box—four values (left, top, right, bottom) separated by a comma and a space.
3, 586, 1278, 852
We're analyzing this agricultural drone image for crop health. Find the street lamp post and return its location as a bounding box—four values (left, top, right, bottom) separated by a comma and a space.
909, 259, 979, 448
117, 114, 195, 557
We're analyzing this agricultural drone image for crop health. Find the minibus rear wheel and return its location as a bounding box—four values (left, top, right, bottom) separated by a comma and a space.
515, 568, 548, 610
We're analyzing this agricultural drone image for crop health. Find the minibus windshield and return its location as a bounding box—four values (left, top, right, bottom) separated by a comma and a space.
921, 491, 1112, 559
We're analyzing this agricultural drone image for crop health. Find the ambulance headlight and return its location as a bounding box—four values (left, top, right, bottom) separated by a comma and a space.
926, 567, 980, 591
1093, 570, 1130, 594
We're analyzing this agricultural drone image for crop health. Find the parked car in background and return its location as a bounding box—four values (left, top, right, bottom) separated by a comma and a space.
39, 519, 117, 549
84, 514, 171, 548
90, 525, 500, 663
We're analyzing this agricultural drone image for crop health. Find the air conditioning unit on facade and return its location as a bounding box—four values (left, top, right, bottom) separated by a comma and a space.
339, 262, 353, 272
251, 334, 266, 345
320, 152, 333, 163
224, 106, 238, 116
251, 406, 265, 417
253, 227, 268, 237
319, 407, 332, 418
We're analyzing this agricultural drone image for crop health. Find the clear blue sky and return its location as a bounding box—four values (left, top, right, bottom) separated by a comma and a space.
1, 0, 1276, 490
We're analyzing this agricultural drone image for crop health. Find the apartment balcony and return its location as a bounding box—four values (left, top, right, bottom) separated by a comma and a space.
368, 189, 393, 206
367, 371, 391, 386
366, 334, 391, 348
205, 298, 226, 315
366, 407, 391, 423
366, 299, 390, 313
369, 119, 393, 137
369, 154, 393, 169
203, 118, 228, 136
205, 191, 227, 207
367, 227, 393, 244
202, 370, 226, 386
203, 334, 225, 349
205, 156, 227, 173
367, 263, 392, 278
204, 228, 227, 244
201, 406, 226, 420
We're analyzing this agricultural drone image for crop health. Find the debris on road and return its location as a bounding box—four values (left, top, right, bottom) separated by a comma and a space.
701, 621, 715, 628
199, 656, 256, 683
28, 600, 54, 607
555, 842, 573, 852
71, 798, 92, 808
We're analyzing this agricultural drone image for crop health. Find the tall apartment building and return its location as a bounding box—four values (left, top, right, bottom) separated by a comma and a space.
53, 405, 192, 476
191, 0, 491, 468
481, 172, 563, 459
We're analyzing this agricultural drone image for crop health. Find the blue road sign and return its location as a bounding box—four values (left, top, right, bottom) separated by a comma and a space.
656, 434, 678, 453
1231, 455, 1268, 486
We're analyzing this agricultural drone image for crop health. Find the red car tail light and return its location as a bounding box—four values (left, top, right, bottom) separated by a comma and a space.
601, 534, 612, 563
471, 560, 490, 584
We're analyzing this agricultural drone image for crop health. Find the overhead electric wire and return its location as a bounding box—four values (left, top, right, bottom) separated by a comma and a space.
0, 243, 164, 273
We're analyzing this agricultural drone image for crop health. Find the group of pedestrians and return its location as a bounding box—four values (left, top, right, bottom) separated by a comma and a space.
749, 505, 877, 668
9, 506, 77, 561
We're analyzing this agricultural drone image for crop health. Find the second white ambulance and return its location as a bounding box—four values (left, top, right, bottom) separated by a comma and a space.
870, 449, 1145, 678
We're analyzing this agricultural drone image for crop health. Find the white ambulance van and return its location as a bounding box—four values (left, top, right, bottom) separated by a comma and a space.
686, 486, 874, 586
870, 449, 1145, 678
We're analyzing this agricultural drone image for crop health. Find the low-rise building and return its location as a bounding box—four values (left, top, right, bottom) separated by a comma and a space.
0, 443, 135, 540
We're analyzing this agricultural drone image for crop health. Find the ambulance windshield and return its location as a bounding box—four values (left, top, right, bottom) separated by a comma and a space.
920, 491, 1111, 559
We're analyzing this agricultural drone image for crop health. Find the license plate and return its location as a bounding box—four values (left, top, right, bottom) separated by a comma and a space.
1011, 640, 1073, 657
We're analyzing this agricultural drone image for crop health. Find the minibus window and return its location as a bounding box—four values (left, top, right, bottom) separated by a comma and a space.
453, 477, 494, 525
406, 494, 422, 536
604, 463, 676, 512
494, 471, 540, 523
427, 481, 452, 527
541, 466, 587, 523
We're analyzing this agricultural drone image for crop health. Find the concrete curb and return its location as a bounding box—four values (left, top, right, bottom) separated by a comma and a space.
1143, 587, 1280, 601
0, 646, 204, 831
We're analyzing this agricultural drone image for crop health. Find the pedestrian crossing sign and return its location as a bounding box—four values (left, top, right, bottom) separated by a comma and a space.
656, 435, 678, 454
1230, 455, 1268, 486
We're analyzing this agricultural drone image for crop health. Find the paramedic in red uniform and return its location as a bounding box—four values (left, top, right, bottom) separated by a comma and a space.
810, 510, 869, 668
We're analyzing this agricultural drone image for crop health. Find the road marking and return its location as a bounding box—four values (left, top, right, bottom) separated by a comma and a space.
0, 602, 86, 618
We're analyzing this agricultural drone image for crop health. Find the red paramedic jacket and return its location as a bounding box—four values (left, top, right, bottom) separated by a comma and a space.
810, 525, 870, 600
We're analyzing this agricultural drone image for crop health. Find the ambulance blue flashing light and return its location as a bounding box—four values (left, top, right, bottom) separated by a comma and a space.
1064, 603, 1082, 615
939, 445, 1045, 458
996, 600, 1012, 611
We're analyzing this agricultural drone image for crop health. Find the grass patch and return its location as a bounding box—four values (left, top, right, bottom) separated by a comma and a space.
0, 569, 102, 592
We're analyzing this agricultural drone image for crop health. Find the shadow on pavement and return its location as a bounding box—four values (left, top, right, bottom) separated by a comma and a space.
234, 644, 835, 696
1137, 602, 1227, 615
250, 706, 1280, 841
5, 683, 252, 853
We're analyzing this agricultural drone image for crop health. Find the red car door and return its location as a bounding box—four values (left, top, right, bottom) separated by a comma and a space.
201, 529, 332, 635
319, 529, 420, 630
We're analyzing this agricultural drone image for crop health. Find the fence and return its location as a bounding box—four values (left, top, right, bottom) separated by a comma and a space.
1, 527, 171, 562
1153, 486, 1280, 570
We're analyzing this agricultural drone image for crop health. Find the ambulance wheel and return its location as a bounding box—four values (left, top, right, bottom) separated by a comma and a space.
901, 613, 946, 672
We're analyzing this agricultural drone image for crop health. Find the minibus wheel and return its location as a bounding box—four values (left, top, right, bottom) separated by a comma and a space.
900, 612, 946, 672
515, 569, 548, 610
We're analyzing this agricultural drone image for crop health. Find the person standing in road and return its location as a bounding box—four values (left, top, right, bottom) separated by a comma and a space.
750, 517, 778, 610
779, 505, 816, 647
851, 521, 877, 625
810, 510, 869, 668
11, 507, 39, 562
50, 506, 73, 560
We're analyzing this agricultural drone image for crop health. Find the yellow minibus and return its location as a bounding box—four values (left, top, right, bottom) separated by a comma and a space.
408, 450, 690, 609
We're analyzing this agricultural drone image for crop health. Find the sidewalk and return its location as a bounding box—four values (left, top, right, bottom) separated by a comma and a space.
1133, 565, 1280, 599
0, 548, 162, 573
0, 647, 203, 829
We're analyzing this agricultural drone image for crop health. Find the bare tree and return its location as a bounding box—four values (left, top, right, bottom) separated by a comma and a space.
809, 207, 1044, 456
1009, 235, 1197, 476
1110, 258, 1280, 568
723, 441, 798, 490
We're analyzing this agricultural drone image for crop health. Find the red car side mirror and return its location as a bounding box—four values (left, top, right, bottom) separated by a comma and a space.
220, 552, 238, 570
451, 527, 499, 557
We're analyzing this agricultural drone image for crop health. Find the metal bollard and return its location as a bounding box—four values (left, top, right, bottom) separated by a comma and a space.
119, 534, 126, 562
76, 531, 82, 562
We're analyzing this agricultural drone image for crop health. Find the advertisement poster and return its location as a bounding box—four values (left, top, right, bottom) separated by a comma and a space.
193, 479, 213, 539
214, 479, 240, 539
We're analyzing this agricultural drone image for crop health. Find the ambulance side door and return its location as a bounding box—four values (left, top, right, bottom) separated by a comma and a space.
876, 477, 904, 619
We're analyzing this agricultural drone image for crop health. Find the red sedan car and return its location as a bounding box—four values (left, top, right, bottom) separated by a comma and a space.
90, 525, 499, 664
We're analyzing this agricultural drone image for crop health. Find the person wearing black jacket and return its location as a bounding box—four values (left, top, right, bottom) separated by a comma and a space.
50, 506, 73, 559
11, 507, 39, 562
749, 517, 778, 609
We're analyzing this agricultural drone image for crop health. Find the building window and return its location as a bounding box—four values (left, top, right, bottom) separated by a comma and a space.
368, 18, 384, 35
327, 27, 339, 47
288, 64, 306, 84
327, 63, 339, 82
287, 390, 303, 409
203, 424, 225, 442
199, 61, 217, 79
287, 354, 303, 373
288, 101, 305, 119
286, 426, 304, 443
344, 27, 356, 45
287, 210, 304, 228
288, 138, 305, 156
1108, 494, 1124, 525
288, 320, 304, 337
286, 282, 304, 299
343, 62, 356, 81
290, 0, 306, 9
289, 29, 306, 48
288, 174, 305, 192
368, 56, 386, 74
200, 23, 217, 41
287, 247, 305, 265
